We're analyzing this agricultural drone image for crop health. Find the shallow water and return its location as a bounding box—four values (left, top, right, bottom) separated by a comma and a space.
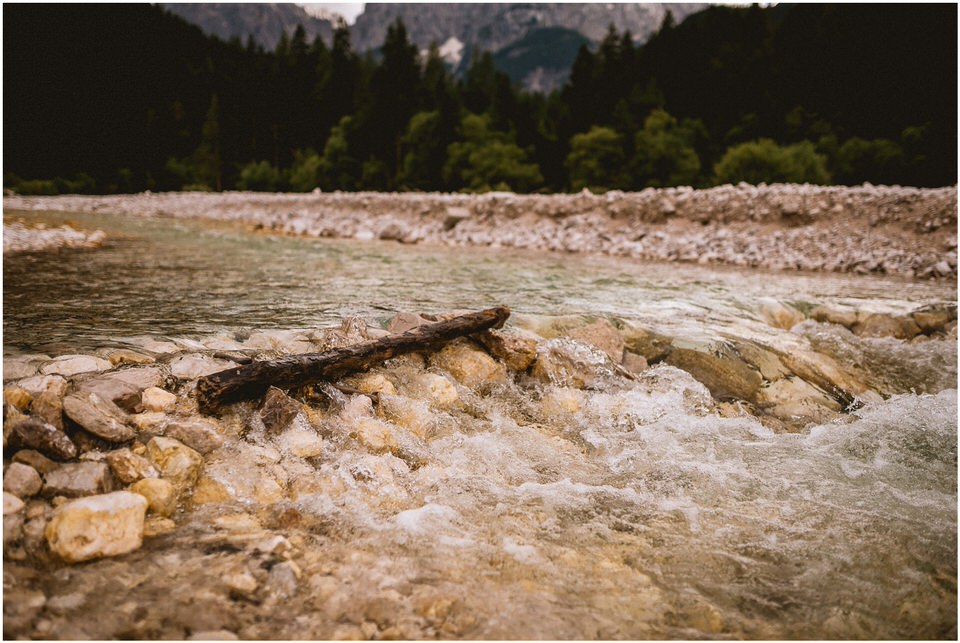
3, 209, 957, 639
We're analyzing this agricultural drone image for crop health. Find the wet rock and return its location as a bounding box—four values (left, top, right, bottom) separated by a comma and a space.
142, 515, 177, 537
386, 311, 428, 334
260, 387, 302, 433
410, 372, 459, 408
565, 319, 626, 362
164, 419, 224, 455
73, 376, 143, 412
17, 374, 69, 398
853, 313, 920, 339
733, 339, 790, 381
105, 448, 159, 484
12, 450, 60, 475
8, 417, 77, 461
40, 354, 112, 377
130, 411, 169, 433
105, 366, 165, 391
187, 630, 240, 641
350, 418, 398, 454
63, 392, 136, 442
4, 386, 32, 411
42, 462, 115, 498
809, 305, 858, 329
780, 348, 880, 409
3, 356, 44, 381
620, 324, 674, 363
758, 299, 806, 330
911, 305, 957, 334
531, 338, 612, 389
347, 372, 396, 396
378, 394, 434, 439
475, 329, 539, 372
540, 387, 582, 418
266, 561, 301, 599
189, 475, 232, 506
169, 354, 238, 380
224, 570, 259, 597
146, 436, 204, 497
30, 389, 65, 429
4, 462, 43, 498
277, 423, 325, 458
755, 377, 842, 426
140, 386, 177, 412
621, 352, 649, 374
45, 491, 148, 563
3, 589, 46, 635
379, 222, 407, 241
665, 342, 762, 401
430, 339, 507, 390
129, 478, 177, 517
106, 348, 155, 366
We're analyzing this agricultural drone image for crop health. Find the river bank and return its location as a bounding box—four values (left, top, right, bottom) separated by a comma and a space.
5, 183, 957, 278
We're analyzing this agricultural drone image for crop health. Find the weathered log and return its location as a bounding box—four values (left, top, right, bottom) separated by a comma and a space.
196, 306, 510, 414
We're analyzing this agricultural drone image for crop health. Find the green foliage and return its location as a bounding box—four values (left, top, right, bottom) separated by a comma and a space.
444, 113, 543, 193
398, 110, 444, 190
237, 160, 283, 191
631, 109, 703, 187
834, 137, 904, 185
192, 94, 223, 191
319, 116, 360, 191
713, 138, 831, 185
288, 149, 323, 192
565, 126, 626, 192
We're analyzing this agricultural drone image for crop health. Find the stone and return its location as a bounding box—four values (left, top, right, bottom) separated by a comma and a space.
3, 356, 43, 381
531, 338, 611, 389
73, 376, 143, 412
348, 372, 396, 396
2, 589, 46, 634
780, 349, 880, 408
565, 319, 626, 362
378, 395, 434, 439
187, 630, 239, 641
443, 206, 471, 230
164, 419, 224, 455
106, 349, 155, 366
40, 354, 112, 377
4, 491, 25, 515
379, 222, 406, 241
146, 436, 204, 497
854, 313, 920, 339
430, 339, 507, 390
755, 377, 842, 426
4, 462, 43, 498
911, 306, 956, 334
3, 387, 32, 411
17, 374, 68, 398
42, 462, 115, 498
475, 329, 538, 372
665, 342, 762, 401
8, 417, 77, 461
410, 372, 459, 408
621, 352, 649, 374
105, 366, 165, 390
105, 448, 159, 484
63, 392, 136, 442
350, 418, 398, 454
758, 299, 806, 330
809, 305, 858, 329
225, 570, 259, 597
31, 390, 65, 429
259, 387, 302, 433
540, 387, 581, 418
129, 478, 177, 517
140, 387, 178, 412
3, 491, 26, 547
277, 424, 325, 458
130, 411, 169, 433
386, 312, 428, 334
13, 450, 60, 475
45, 491, 148, 563
266, 561, 301, 599
169, 354, 238, 380
143, 516, 177, 537
620, 324, 674, 363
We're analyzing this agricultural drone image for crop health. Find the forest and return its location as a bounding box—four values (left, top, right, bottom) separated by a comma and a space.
3, 3, 956, 194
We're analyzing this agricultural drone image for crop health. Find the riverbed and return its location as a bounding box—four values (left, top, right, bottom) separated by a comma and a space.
2, 205, 957, 640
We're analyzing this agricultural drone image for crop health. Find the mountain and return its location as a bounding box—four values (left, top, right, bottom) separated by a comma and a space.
161, 3, 335, 50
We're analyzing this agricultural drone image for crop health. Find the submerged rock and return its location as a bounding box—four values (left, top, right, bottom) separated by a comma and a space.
45, 491, 148, 563
531, 338, 614, 389
170, 354, 238, 380
565, 318, 626, 363
475, 329, 538, 372
853, 313, 920, 339
758, 299, 806, 330
664, 342, 762, 401
260, 387, 302, 434
164, 419, 224, 455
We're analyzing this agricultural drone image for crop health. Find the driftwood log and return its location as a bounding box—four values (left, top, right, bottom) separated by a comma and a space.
196, 306, 510, 414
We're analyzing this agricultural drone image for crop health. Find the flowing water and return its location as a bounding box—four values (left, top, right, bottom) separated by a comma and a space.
3, 209, 957, 639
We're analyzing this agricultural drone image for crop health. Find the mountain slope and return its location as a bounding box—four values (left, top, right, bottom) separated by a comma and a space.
161, 3, 335, 50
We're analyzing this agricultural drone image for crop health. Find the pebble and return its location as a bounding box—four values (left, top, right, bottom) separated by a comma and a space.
163, 419, 224, 454
13, 450, 60, 474
45, 491, 148, 563
62, 392, 136, 442
4, 462, 43, 498
8, 417, 78, 460
42, 461, 115, 498
105, 448, 160, 484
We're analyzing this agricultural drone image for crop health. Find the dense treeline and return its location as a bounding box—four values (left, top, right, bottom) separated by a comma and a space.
4, 3, 956, 194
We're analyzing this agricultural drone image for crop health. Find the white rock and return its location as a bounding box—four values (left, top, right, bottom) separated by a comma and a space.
16, 374, 68, 397
4, 491, 26, 515
169, 355, 238, 380
40, 355, 112, 377
140, 387, 177, 412
277, 423, 325, 458
45, 491, 148, 563
4, 462, 43, 498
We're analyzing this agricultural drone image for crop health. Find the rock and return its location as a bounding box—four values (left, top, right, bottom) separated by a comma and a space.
42, 462, 115, 498
17, 374, 68, 398
809, 305, 858, 329
63, 393, 136, 442
146, 437, 204, 497
164, 419, 224, 454
140, 387, 178, 412
853, 313, 920, 339
8, 417, 77, 461
540, 387, 581, 418
530, 338, 612, 389
4, 462, 43, 498
130, 411, 169, 433
3, 356, 42, 381
379, 222, 406, 241
105, 366, 165, 390
266, 561, 301, 599
30, 389, 65, 430
386, 312, 428, 334
277, 424, 325, 458
378, 395, 434, 439
430, 339, 507, 390
780, 348, 880, 408
4, 490, 26, 515
224, 570, 259, 597
106, 349, 156, 366
475, 329, 538, 372
340, 394, 375, 423
755, 377, 842, 426
143, 516, 177, 537
73, 376, 143, 412
129, 477, 177, 517
410, 372, 459, 408
260, 387, 302, 433
347, 372, 396, 396
3, 492, 25, 547
665, 342, 762, 401
350, 418, 398, 454
12, 450, 60, 475
443, 206, 471, 230
621, 352, 649, 374
187, 630, 239, 641
105, 448, 159, 484
911, 305, 956, 334
758, 299, 806, 330
3, 387, 32, 411
45, 491, 148, 563
169, 354, 238, 380
565, 319, 626, 362
39, 354, 112, 377
620, 324, 674, 363
2, 589, 46, 635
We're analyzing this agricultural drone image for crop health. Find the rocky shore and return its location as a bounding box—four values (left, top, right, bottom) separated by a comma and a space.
5, 183, 957, 278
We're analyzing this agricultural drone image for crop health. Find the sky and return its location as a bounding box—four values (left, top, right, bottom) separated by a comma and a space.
300, 3, 366, 24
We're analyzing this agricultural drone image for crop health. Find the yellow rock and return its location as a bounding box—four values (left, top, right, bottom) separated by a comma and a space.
430, 340, 506, 390
350, 418, 398, 454
378, 395, 434, 439
190, 475, 233, 506
253, 474, 286, 505
3, 387, 32, 411
349, 372, 396, 396
143, 516, 176, 537
130, 411, 168, 433
277, 424, 325, 458
146, 436, 203, 497
140, 387, 177, 413
129, 477, 177, 517
758, 299, 806, 330
106, 349, 155, 366
541, 387, 581, 418
411, 373, 459, 408
45, 491, 147, 563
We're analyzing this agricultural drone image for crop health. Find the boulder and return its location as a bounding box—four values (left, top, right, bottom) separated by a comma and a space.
8, 417, 77, 461
664, 342, 762, 401
31, 390, 65, 429
565, 319, 626, 362
430, 339, 507, 390
129, 478, 177, 517
105, 448, 159, 484
63, 393, 136, 442
853, 313, 920, 339
475, 329, 539, 372
45, 491, 148, 563
146, 437, 204, 497
170, 354, 238, 380
164, 419, 224, 454
39, 355, 112, 377
140, 387, 177, 412
42, 461, 115, 498
758, 299, 806, 330
4, 462, 43, 498
73, 376, 143, 412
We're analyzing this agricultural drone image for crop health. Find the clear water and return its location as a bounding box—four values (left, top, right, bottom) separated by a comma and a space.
3, 209, 956, 639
